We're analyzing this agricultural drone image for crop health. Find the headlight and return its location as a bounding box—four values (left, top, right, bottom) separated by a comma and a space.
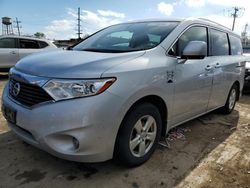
43, 78, 116, 101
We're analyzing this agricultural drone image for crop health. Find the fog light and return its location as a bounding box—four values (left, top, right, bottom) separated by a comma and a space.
72, 137, 80, 150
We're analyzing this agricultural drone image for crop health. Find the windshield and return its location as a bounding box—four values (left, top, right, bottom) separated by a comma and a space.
73, 21, 179, 53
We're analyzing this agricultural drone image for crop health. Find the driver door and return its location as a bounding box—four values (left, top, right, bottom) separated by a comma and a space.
169, 26, 213, 125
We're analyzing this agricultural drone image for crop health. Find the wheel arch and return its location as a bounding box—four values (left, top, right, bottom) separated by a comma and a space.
118, 95, 168, 138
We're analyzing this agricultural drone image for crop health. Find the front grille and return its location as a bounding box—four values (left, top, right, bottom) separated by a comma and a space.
9, 79, 54, 107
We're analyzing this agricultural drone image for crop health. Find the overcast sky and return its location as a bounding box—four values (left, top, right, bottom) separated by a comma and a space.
0, 0, 249, 39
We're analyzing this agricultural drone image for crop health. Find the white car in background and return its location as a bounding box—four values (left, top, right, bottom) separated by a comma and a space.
0, 35, 57, 71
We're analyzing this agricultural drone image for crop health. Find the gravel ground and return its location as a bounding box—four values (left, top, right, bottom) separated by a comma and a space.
0, 73, 249, 188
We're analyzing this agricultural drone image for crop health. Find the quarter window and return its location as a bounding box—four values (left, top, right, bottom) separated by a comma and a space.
229, 35, 242, 55
169, 26, 208, 57
210, 29, 229, 56
0, 38, 16, 48
19, 39, 40, 49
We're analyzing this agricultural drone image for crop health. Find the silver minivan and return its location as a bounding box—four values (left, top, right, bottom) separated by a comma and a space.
2, 18, 246, 166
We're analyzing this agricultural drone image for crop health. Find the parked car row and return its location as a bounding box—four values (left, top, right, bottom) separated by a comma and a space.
0, 35, 57, 71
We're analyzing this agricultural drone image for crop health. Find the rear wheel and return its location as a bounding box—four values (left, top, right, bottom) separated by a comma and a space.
115, 103, 162, 167
220, 84, 238, 114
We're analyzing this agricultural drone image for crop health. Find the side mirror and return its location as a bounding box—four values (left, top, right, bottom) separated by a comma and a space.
182, 41, 207, 59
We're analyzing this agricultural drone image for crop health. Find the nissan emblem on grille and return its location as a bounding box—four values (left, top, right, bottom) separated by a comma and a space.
9, 78, 54, 107
12, 82, 21, 97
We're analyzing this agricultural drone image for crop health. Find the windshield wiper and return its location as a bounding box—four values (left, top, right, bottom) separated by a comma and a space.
79, 48, 149, 53
81, 48, 126, 53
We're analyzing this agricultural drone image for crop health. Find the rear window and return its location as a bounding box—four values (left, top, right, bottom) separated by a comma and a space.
229, 35, 242, 55
19, 39, 40, 49
0, 38, 16, 48
210, 29, 229, 56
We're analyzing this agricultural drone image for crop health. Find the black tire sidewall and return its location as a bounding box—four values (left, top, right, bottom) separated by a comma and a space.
115, 103, 162, 166
223, 84, 238, 114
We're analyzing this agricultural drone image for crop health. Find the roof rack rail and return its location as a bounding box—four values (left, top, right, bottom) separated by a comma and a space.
198, 18, 232, 31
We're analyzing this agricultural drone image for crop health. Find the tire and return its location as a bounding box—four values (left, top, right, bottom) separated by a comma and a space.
115, 103, 162, 167
220, 84, 238, 114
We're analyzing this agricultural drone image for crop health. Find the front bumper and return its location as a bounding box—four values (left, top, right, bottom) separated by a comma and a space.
2, 82, 124, 162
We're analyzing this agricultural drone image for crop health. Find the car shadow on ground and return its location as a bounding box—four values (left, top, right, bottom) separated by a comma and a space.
0, 109, 240, 187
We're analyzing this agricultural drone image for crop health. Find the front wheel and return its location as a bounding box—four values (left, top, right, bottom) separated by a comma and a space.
115, 103, 162, 167
220, 84, 238, 114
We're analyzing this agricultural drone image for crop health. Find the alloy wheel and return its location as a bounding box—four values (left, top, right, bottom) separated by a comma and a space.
129, 115, 157, 157
229, 88, 236, 110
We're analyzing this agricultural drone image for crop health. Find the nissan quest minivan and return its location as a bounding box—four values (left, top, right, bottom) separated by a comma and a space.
2, 18, 246, 166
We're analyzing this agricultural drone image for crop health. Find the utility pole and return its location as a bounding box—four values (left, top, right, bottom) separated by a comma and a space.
76, 7, 82, 40
14, 17, 21, 36
225, 7, 244, 31
231, 7, 239, 31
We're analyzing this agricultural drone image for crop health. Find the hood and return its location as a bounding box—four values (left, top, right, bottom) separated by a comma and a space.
15, 50, 145, 78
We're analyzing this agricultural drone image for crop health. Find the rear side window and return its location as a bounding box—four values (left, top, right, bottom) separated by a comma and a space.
0, 38, 16, 48
38, 41, 49, 48
229, 35, 242, 55
210, 29, 229, 56
19, 39, 40, 49
169, 26, 208, 57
